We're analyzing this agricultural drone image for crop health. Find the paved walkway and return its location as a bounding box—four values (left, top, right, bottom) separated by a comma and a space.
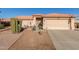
9, 29, 55, 50
48, 30, 79, 50
0, 30, 22, 50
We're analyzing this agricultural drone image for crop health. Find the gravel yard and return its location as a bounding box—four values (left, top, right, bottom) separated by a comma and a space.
9, 29, 56, 50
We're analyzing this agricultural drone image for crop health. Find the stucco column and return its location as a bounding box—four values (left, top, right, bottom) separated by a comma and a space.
71, 18, 75, 30
43, 18, 47, 30
33, 17, 36, 26
33, 16, 39, 31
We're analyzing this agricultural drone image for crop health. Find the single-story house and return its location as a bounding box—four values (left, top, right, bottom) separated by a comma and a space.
16, 13, 75, 30
0, 18, 10, 26
0, 18, 10, 23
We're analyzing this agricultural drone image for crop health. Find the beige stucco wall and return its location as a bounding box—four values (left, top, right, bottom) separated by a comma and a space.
43, 18, 70, 30
71, 18, 75, 30
21, 17, 37, 28
22, 20, 34, 28
33, 17, 36, 26
22, 17, 75, 30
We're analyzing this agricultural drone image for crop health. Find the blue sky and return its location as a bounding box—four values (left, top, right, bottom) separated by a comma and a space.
0, 8, 79, 18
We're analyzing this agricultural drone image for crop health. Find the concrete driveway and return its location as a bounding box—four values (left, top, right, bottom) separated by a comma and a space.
48, 30, 79, 50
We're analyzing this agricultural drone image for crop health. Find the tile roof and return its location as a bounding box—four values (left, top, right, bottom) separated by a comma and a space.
43, 13, 75, 18
16, 16, 33, 20
16, 13, 75, 20
32, 14, 44, 18
32, 13, 75, 18
0, 18, 10, 22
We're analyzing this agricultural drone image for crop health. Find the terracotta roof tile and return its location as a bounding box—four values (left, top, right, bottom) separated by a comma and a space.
43, 13, 75, 18
16, 13, 75, 20
0, 18, 10, 22
16, 16, 33, 20
32, 13, 75, 18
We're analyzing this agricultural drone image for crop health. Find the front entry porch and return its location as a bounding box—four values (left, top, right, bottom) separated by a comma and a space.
36, 18, 43, 31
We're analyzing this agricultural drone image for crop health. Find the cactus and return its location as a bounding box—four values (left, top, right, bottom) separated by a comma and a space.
11, 18, 22, 33
16, 20, 18, 32
18, 20, 22, 32
11, 18, 16, 33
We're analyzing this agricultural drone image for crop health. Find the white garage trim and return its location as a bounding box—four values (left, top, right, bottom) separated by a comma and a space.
43, 18, 70, 30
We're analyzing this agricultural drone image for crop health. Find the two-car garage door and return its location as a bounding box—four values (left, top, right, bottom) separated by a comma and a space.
45, 19, 70, 30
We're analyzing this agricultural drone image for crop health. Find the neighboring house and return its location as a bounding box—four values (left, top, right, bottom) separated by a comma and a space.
0, 18, 10, 26
16, 13, 75, 30
0, 18, 10, 23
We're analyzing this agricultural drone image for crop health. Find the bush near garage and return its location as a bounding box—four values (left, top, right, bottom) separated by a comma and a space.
0, 24, 4, 29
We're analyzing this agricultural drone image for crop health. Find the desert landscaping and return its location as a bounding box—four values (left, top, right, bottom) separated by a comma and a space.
0, 13, 79, 50
0, 28, 56, 50
9, 28, 55, 50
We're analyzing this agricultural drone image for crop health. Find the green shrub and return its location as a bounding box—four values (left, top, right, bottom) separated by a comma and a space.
32, 26, 36, 31
75, 23, 79, 28
38, 22, 43, 30
0, 24, 4, 29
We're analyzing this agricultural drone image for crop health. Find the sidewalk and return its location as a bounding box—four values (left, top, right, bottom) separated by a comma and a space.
0, 27, 10, 32
0, 30, 22, 50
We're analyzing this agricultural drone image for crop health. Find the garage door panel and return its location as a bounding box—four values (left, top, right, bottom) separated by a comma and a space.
45, 20, 69, 30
